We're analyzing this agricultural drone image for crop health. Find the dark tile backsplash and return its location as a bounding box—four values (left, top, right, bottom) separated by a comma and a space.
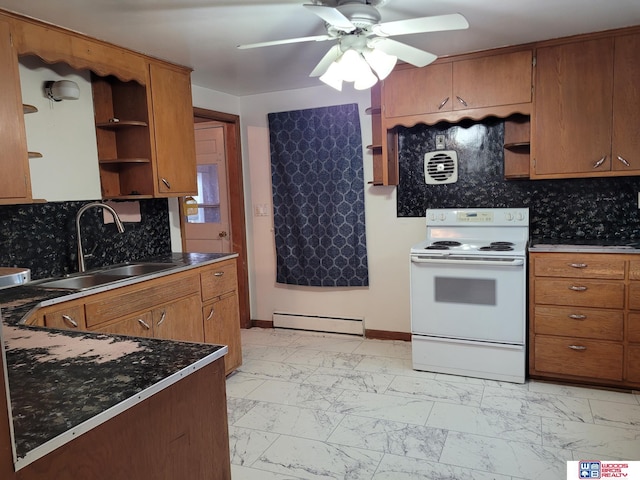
0, 199, 171, 279
397, 119, 640, 241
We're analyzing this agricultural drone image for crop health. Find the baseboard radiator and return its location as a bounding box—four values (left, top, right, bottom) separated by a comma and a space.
272, 312, 364, 336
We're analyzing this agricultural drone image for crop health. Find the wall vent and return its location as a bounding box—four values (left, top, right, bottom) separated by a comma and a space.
272, 312, 364, 336
424, 150, 458, 184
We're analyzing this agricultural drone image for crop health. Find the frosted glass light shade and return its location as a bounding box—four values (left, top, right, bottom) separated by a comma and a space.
319, 61, 343, 91
363, 48, 397, 80
354, 64, 378, 90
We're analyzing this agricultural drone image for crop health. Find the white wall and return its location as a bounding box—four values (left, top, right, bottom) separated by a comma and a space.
183, 82, 425, 333
19, 56, 101, 201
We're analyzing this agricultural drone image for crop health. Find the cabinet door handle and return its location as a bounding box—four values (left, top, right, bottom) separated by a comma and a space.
568, 345, 587, 351
62, 314, 78, 328
157, 310, 167, 326
568, 285, 588, 291
214, 271, 224, 277
616, 155, 631, 167
138, 318, 151, 330
455, 96, 468, 107
206, 308, 214, 321
592, 156, 606, 169
161, 177, 171, 189
438, 97, 449, 110
568, 263, 587, 268
568, 314, 587, 320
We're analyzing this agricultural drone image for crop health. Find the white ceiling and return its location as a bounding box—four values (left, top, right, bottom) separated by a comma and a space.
1, 0, 640, 96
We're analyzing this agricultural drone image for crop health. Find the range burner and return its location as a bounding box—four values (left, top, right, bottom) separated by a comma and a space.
479, 242, 515, 252
432, 241, 462, 246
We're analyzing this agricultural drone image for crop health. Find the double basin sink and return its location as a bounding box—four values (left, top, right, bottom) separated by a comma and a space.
34, 263, 178, 291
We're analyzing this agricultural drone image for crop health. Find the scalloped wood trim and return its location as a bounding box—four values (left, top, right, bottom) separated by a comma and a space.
383, 103, 532, 129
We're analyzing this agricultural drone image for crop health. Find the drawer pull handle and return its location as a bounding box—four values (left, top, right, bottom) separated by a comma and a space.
62, 314, 78, 328
138, 318, 151, 330
568, 314, 587, 320
157, 310, 167, 326
161, 177, 171, 189
214, 272, 224, 277
206, 308, 214, 321
438, 97, 449, 110
569, 285, 588, 291
568, 345, 587, 351
568, 263, 587, 268
592, 156, 606, 169
455, 95, 468, 107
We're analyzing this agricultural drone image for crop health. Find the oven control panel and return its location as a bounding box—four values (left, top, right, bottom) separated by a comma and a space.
426, 208, 529, 226
457, 211, 494, 223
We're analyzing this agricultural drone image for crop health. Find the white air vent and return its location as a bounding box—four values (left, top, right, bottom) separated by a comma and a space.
424, 150, 458, 185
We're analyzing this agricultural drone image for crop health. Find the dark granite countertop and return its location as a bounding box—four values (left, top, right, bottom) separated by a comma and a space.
0, 252, 235, 470
529, 237, 640, 254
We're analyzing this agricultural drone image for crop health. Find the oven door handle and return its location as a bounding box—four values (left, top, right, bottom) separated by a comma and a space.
411, 257, 524, 267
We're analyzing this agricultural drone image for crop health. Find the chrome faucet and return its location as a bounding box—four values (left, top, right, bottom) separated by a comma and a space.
76, 202, 125, 272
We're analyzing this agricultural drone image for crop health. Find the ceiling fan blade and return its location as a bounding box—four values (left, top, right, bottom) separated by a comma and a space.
372, 38, 437, 68
238, 34, 332, 49
303, 4, 355, 32
373, 13, 469, 37
309, 44, 342, 77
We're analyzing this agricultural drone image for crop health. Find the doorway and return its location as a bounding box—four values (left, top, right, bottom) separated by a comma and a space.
180, 108, 250, 329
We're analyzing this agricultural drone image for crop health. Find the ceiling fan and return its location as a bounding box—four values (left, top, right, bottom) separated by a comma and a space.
238, 0, 469, 90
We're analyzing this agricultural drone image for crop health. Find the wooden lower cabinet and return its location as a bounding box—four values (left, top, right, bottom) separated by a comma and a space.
529, 252, 638, 388
42, 302, 87, 331
14, 357, 231, 480
153, 294, 203, 342
203, 292, 242, 375
93, 311, 154, 338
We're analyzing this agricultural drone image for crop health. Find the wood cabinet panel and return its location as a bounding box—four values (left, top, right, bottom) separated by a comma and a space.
153, 294, 203, 343
85, 274, 199, 327
382, 63, 452, 117
627, 345, 640, 384
533, 38, 614, 177
534, 279, 624, 308
148, 62, 197, 196
43, 304, 86, 331
452, 50, 532, 110
534, 335, 623, 381
611, 33, 640, 172
533, 305, 623, 341
0, 19, 31, 203
629, 260, 640, 280
628, 312, 640, 343
92, 311, 154, 338
628, 283, 640, 311
203, 292, 242, 375
533, 254, 625, 279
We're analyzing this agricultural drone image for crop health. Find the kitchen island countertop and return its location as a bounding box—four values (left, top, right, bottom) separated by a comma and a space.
0, 252, 235, 470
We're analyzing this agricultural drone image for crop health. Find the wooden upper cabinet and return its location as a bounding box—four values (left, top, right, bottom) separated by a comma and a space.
531, 36, 640, 178
611, 33, 640, 173
10, 17, 147, 84
383, 62, 452, 117
0, 18, 32, 203
381, 49, 532, 123
452, 50, 532, 110
149, 62, 197, 196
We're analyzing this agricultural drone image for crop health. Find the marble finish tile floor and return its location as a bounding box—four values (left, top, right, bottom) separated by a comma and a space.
226, 328, 640, 479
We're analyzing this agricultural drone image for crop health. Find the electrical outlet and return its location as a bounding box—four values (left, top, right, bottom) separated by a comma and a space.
435, 135, 446, 150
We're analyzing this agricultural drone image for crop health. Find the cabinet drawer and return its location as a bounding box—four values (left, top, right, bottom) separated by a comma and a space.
85, 274, 200, 327
44, 304, 86, 330
534, 335, 623, 381
533, 255, 625, 279
534, 278, 624, 308
534, 305, 623, 341
201, 260, 237, 302
627, 345, 640, 384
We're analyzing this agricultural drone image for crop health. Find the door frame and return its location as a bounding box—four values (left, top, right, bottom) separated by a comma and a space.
184, 107, 250, 329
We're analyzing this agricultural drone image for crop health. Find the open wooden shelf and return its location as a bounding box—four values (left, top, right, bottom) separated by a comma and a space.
28, 152, 42, 158
23, 104, 38, 114
96, 120, 148, 129
99, 158, 151, 164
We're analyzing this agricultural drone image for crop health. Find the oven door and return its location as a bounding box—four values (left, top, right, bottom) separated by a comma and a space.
410, 255, 526, 344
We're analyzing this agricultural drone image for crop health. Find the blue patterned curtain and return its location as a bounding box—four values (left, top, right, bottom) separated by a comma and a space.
268, 103, 369, 287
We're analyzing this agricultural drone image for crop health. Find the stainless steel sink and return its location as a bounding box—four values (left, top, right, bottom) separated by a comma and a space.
36, 273, 131, 290
101, 263, 177, 276
34, 263, 179, 290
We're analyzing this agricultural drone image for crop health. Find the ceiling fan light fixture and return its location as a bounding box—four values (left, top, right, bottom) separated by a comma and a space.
353, 63, 378, 90
319, 61, 344, 91
363, 47, 397, 80
337, 48, 367, 83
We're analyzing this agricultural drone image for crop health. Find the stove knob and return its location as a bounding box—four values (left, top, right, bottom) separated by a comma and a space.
505, 212, 514, 221
439, 213, 446, 221
516, 212, 525, 221
428, 213, 436, 221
